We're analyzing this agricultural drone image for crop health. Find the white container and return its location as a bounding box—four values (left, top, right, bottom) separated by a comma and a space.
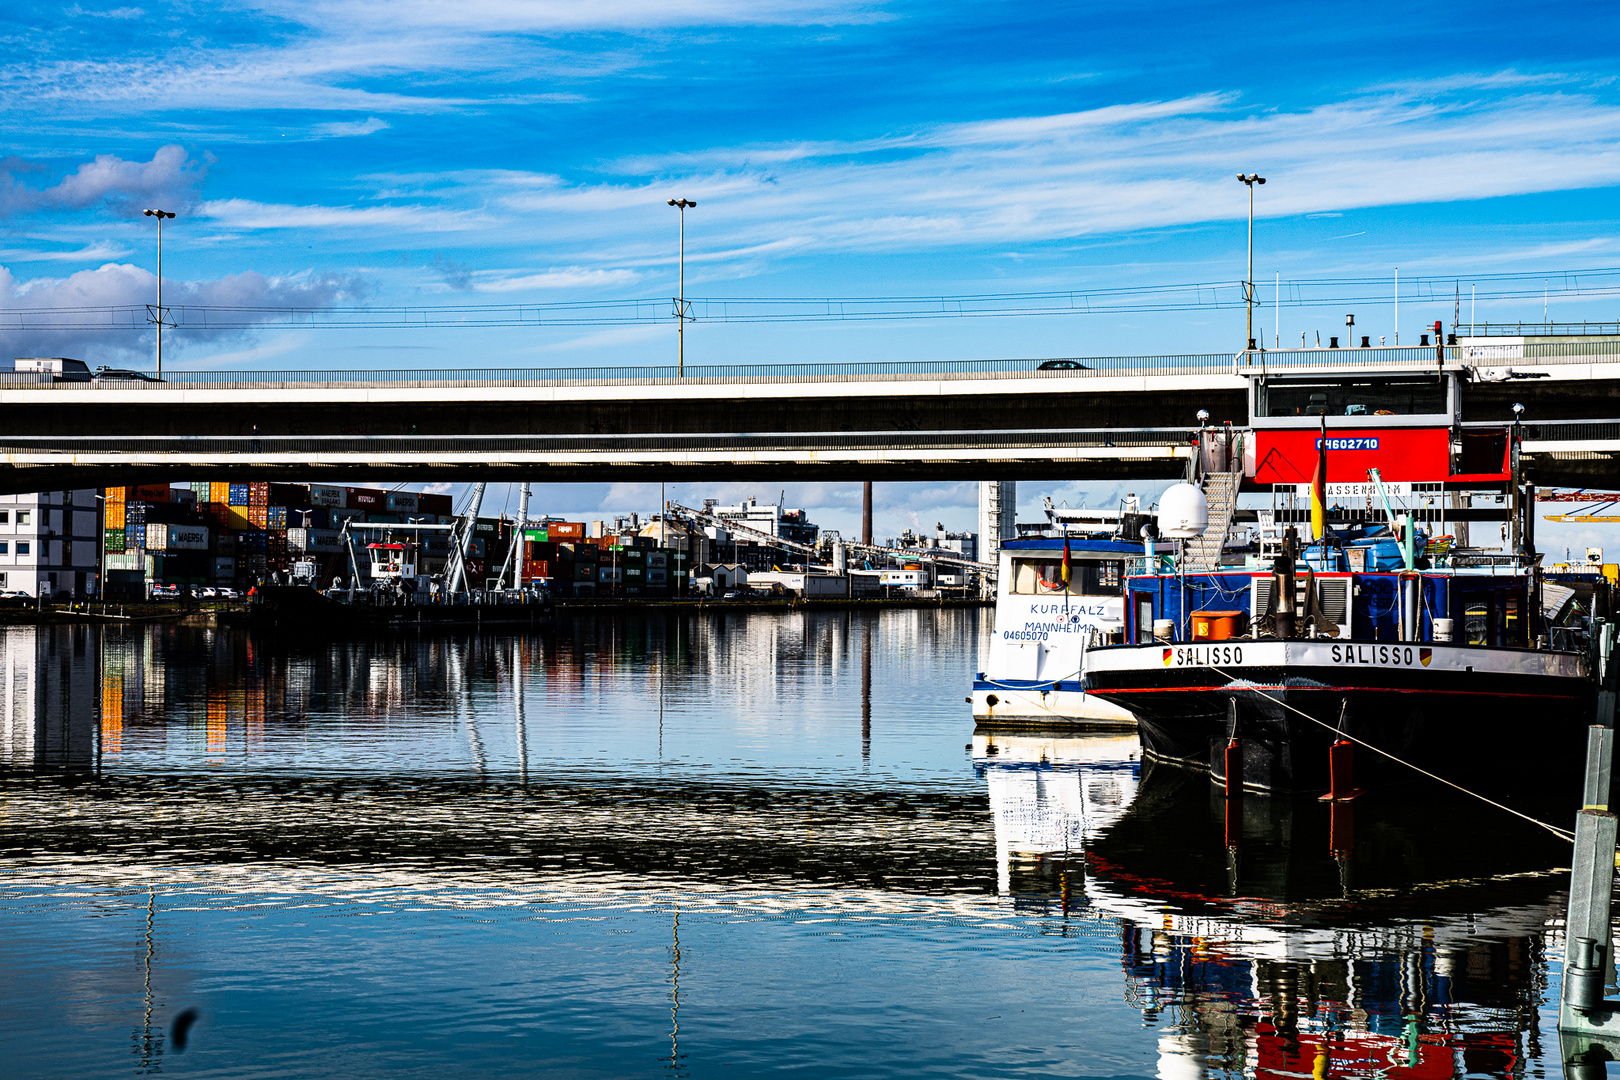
1153, 619, 1175, 641
1433, 618, 1454, 642
144, 524, 209, 551
1157, 483, 1209, 538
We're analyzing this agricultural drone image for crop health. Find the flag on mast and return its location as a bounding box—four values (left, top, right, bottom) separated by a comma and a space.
1311, 414, 1328, 541
1062, 530, 1072, 593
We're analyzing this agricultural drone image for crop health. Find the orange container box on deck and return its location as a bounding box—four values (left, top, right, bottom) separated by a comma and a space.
1191, 610, 1245, 641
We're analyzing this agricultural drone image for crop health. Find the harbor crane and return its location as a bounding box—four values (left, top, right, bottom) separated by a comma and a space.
665, 502, 996, 574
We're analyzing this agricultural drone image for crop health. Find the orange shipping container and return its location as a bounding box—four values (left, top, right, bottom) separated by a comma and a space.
248, 506, 268, 527
105, 486, 128, 504
104, 503, 126, 530
210, 482, 231, 503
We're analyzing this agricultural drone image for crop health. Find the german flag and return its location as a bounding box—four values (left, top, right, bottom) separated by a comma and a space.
1311, 415, 1327, 541
1062, 531, 1072, 592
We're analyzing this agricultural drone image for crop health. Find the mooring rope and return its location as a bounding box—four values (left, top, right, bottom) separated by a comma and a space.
1197, 660, 1577, 842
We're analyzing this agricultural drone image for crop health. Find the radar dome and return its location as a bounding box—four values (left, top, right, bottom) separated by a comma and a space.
1157, 483, 1209, 539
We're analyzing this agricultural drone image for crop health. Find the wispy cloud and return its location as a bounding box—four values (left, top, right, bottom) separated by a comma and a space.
311, 117, 390, 138
0, 145, 207, 217
472, 267, 640, 292
198, 198, 490, 231
0, 242, 134, 262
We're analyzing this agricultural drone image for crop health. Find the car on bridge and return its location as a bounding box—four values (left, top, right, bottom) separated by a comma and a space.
95, 367, 163, 383
1036, 359, 1090, 371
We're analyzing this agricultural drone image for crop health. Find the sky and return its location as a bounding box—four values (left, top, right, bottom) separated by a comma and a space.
4, 0, 1620, 545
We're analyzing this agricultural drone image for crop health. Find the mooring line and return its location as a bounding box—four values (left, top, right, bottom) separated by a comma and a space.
1197, 660, 1577, 842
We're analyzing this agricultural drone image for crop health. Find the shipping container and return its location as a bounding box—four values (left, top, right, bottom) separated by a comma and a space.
171, 487, 197, 504
248, 506, 268, 528
133, 484, 170, 503
328, 508, 366, 527
309, 483, 346, 508
212, 557, 236, 579
648, 551, 668, 569
267, 506, 288, 529
104, 528, 126, 553
418, 493, 453, 516
105, 486, 128, 504
472, 518, 500, 536
227, 484, 250, 506
386, 491, 419, 512
524, 540, 557, 562
105, 551, 142, 571
215, 533, 237, 555
346, 487, 386, 510
575, 563, 596, 581
559, 542, 597, 562
145, 524, 210, 552
523, 526, 548, 542
548, 521, 585, 540
248, 482, 269, 505
104, 503, 126, 530
210, 482, 231, 504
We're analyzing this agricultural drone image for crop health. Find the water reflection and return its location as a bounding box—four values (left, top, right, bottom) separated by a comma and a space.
0, 615, 1584, 1077
976, 727, 1566, 1079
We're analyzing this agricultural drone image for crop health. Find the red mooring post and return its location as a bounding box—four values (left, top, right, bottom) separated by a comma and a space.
1319, 739, 1366, 802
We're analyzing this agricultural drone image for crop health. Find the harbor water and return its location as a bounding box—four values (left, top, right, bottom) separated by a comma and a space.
0, 610, 1587, 1077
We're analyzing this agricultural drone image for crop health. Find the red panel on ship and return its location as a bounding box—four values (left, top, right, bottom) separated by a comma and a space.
1252, 427, 1461, 484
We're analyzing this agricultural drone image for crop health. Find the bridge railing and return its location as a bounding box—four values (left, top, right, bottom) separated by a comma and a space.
0, 427, 1202, 455
8, 338, 1620, 391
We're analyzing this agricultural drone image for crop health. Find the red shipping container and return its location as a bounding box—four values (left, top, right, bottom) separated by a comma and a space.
547, 522, 585, 540
418, 493, 453, 516
133, 484, 170, 503
347, 487, 386, 510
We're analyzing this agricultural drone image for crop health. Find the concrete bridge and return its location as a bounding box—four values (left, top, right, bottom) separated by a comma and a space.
3, 342, 1620, 492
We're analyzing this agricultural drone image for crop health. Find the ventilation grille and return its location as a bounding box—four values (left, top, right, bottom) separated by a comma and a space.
1251, 577, 1271, 617
1318, 578, 1350, 624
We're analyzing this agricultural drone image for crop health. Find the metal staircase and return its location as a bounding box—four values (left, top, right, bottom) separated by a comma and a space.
1183, 470, 1243, 572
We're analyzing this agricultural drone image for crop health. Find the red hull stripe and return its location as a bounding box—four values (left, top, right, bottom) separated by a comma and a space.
1097, 684, 1583, 699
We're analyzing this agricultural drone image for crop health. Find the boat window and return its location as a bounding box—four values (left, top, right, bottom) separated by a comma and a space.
1260, 378, 1447, 418
1465, 602, 1490, 645
1010, 558, 1123, 594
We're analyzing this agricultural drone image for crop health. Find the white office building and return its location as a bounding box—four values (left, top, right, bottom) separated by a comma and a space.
0, 490, 102, 599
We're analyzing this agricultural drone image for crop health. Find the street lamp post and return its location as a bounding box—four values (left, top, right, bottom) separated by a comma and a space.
667, 198, 696, 377
143, 209, 175, 379
1235, 174, 1265, 353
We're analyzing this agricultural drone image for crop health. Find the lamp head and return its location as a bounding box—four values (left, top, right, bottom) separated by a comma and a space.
1512, 402, 1524, 418
1196, 409, 1210, 424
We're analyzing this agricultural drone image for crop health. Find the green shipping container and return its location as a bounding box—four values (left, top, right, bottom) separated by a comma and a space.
104, 528, 126, 553
524, 527, 548, 542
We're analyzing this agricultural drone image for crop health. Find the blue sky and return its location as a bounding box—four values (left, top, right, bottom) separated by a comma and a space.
5, 0, 1620, 541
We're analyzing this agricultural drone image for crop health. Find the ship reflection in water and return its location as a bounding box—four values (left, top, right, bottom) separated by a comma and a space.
0, 614, 1583, 1077
974, 727, 1566, 1080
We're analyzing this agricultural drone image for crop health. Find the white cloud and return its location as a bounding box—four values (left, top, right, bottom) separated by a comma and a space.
0, 263, 362, 360
472, 267, 639, 292
0, 242, 134, 262
198, 198, 490, 231
311, 117, 391, 138
0, 145, 206, 217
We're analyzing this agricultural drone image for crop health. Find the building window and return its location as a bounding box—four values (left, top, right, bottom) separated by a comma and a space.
0, 542, 7, 554
16, 542, 28, 556
16, 511, 29, 526
0, 511, 8, 524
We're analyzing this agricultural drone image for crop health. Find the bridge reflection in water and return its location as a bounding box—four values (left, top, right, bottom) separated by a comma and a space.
0, 617, 1580, 1076
974, 728, 1565, 1080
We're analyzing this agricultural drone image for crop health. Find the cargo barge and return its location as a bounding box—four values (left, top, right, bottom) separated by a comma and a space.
1074, 359, 1595, 794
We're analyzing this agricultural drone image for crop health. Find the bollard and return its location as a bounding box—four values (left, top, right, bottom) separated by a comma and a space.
1562, 808, 1620, 1029
1569, 938, 1609, 1015
1319, 739, 1365, 802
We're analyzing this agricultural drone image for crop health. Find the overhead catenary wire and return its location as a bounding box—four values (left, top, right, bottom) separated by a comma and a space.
1196, 659, 1576, 842
10, 264, 1620, 331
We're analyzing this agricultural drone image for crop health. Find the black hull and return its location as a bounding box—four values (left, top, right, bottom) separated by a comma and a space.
1087, 652, 1594, 796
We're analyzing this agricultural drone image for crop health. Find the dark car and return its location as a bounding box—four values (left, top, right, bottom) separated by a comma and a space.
1037, 359, 1089, 370
95, 367, 163, 382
